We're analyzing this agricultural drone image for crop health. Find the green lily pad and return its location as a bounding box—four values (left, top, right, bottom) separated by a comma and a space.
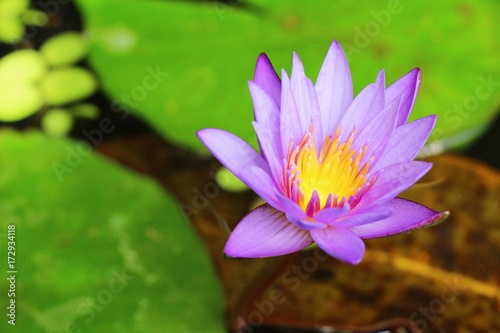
0, 130, 224, 333
77, 0, 498, 151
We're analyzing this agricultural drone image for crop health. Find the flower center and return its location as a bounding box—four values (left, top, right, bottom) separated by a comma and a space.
284, 125, 372, 214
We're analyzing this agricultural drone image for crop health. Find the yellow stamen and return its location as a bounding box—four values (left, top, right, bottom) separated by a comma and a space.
285, 126, 372, 214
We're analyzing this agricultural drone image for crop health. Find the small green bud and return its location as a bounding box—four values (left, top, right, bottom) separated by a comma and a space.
41, 67, 98, 106
0, 82, 43, 122
40, 32, 89, 66
215, 167, 248, 192
0, 18, 24, 44
0, 0, 29, 15
0, 49, 47, 83
70, 103, 100, 119
22, 9, 49, 27
41, 108, 74, 138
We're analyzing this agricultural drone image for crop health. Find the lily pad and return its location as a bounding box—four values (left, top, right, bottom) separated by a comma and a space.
245, 154, 500, 332
0, 130, 224, 333
53, 114, 498, 331
196, 153, 500, 332
77, 0, 498, 151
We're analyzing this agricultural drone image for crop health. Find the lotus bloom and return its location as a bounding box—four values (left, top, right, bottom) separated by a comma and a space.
197, 41, 448, 264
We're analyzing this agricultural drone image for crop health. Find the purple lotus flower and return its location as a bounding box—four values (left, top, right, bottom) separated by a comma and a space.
197, 41, 449, 264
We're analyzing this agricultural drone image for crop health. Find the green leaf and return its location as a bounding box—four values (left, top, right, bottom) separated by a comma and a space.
0, 130, 225, 333
77, 0, 498, 151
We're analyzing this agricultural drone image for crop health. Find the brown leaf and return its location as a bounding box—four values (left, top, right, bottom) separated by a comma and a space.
228, 154, 500, 332
99, 134, 500, 332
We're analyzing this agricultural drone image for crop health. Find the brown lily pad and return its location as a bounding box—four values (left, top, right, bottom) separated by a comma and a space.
98, 133, 499, 332
222, 154, 500, 332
